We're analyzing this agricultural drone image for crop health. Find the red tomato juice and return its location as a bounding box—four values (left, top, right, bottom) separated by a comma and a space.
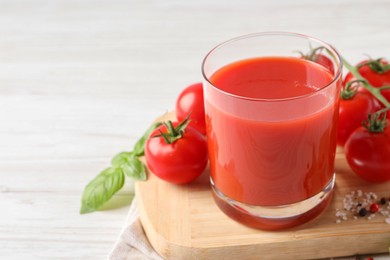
205, 56, 338, 206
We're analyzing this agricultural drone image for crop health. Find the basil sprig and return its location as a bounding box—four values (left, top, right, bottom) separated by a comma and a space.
80, 122, 161, 214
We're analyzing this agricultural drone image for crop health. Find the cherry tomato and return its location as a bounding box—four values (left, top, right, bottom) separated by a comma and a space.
345, 126, 390, 182
344, 59, 390, 102
301, 48, 335, 75
313, 54, 335, 75
175, 82, 206, 134
145, 120, 208, 184
337, 92, 380, 146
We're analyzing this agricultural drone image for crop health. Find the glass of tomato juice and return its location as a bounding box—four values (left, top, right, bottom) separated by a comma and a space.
202, 32, 342, 230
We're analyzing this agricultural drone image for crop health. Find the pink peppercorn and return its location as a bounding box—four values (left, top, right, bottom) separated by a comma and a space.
369, 203, 379, 213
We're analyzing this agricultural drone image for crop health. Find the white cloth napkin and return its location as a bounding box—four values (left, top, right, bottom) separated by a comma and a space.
109, 199, 389, 260
108, 200, 163, 260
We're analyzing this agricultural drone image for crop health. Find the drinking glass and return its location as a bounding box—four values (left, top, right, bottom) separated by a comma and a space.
202, 32, 342, 230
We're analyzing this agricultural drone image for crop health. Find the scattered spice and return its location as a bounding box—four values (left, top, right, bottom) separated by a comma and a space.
335, 190, 390, 224
359, 208, 368, 217
369, 203, 379, 213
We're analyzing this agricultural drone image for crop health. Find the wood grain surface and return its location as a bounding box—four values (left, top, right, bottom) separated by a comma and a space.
136, 112, 390, 260
1, 0, 390, 259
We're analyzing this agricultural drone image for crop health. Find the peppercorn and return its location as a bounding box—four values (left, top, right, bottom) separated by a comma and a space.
358, 208, 368, 217
370, 203, 379, 213
380, 197, 387, 205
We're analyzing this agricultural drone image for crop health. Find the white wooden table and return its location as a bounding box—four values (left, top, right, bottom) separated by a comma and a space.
1, 0, 389, 259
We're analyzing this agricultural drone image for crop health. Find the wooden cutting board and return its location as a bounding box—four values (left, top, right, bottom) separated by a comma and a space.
135, 112, 390, 259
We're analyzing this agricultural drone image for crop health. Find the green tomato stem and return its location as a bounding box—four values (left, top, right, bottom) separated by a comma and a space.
153, 115, 191, 144
379, 85, 390, 91
356, 58, 390, 73
342, 57, 390, 108
375, 106, 390, 115
341, 79, 366, 100
362, 108, 388, 133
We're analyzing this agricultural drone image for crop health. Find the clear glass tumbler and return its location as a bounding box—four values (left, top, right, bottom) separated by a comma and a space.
202, 32, 342, 230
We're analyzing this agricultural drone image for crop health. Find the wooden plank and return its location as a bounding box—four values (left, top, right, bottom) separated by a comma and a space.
136, 112, 390, 259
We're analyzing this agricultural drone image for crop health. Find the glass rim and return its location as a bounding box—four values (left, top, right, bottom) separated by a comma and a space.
201, 31, 343, 102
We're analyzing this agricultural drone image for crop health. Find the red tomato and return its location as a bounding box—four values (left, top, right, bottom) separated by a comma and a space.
175, 82, 206, 134
337, 92, 381, 147
313, 54, 335, 75
344, 59, 390, 102
145, 121, 208, 184
345, 126, 390, 182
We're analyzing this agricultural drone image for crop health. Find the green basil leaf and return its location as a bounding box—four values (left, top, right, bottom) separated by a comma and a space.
133, 122, 162, 157
80, 167, 125, 214
121, 156, 146, 181
111, 152, 133, 167
111, 152, 147, 181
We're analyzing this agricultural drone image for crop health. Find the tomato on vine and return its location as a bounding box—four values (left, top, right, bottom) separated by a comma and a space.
337, 80, 381, 146
345, 110, 390, 182
300, 47, 335, 75
344, 58, 390, 103
145, 116, 208, 184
